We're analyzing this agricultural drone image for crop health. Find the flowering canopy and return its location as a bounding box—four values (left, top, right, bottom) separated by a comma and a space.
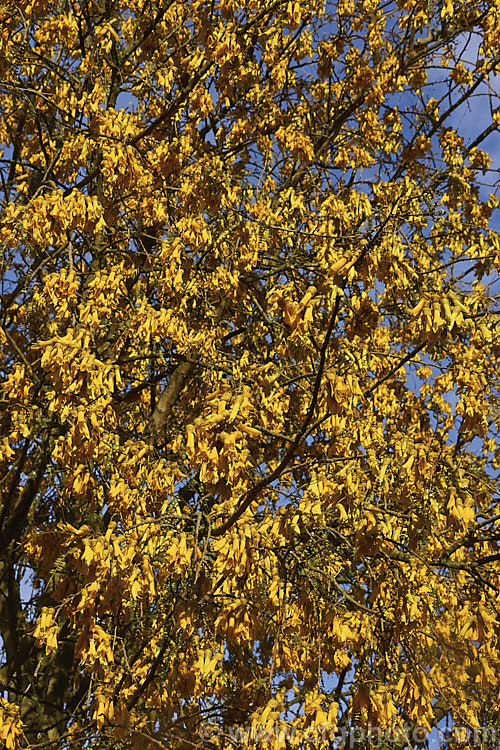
1, 0, 500, 747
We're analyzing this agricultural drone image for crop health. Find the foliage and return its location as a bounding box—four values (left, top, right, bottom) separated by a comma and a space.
1, 0, 500, 747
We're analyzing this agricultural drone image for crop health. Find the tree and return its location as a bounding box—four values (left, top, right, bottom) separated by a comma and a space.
1, 0, 500, 746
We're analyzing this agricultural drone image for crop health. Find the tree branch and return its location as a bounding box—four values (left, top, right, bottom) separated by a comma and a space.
212, 295, 342, 537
